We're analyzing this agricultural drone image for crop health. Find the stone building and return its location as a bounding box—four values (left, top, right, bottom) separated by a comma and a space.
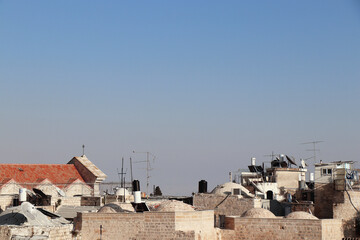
0, 155, 106, 209
73, 205, 343, 240
314, 160, 360, 238
224, 208, 343, 240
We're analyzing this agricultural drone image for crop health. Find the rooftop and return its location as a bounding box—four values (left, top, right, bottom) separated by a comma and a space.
0, 164, 85, 189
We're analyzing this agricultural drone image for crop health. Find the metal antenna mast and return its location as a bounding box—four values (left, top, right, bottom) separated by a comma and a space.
133, 151, 156, 196
118, 157, 126, 188
130, 157, 133, 184
82, 145, 85, 156
264, 151, 279, 161
301, 141, 324, 163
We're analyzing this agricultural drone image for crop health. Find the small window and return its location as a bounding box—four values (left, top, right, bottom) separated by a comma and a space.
321, 168, 332, 176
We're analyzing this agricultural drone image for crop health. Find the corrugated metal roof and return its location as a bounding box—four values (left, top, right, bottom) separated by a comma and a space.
0, 164, 85, 189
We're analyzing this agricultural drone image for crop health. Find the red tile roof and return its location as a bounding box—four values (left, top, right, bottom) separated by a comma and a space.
0, 164, 85, 189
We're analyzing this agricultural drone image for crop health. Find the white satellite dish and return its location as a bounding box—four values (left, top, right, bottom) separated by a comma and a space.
55, 186, 66, 197
300, 159, 307, 168
20, 202, 54, 226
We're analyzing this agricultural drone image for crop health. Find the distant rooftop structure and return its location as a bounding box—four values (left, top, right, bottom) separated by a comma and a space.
0, 164, 85, 190
314, 160, 355, 184
68, 155, 107, 196
0, 155, 107, 210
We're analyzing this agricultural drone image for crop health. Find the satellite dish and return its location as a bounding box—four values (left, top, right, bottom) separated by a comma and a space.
55, 186, 66, 197
20, 202, 54, 226
300, 159, 307, 168
26, 189, 36, 198
286, 155, 297, 166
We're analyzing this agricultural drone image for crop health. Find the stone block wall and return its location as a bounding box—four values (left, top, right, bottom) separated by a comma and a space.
0, 225, 73, 240
333, 190, 360, 238
74, 210, 215, 240
0, 195, 15, 210
81, 196, 101, 206
321, 219, 344, 240
55, 196, 82, 207
223, 216, 343, 240
314, 182, 344, 219
65, 182, 92, 197
174, 211, 215, 239
193, 193, 259, 216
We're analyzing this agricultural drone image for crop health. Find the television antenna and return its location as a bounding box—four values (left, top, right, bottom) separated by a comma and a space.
264, 151, 279, 161
301, 141, 324, 163
133, 151, 156, 196
117, 157, 127, 188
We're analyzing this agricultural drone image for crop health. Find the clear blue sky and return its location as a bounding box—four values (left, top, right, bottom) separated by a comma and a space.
1, 1, 359, 195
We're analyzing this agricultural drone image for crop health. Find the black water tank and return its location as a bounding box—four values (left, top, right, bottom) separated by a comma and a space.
198, 180, 207, 193
132, 180, 140, 191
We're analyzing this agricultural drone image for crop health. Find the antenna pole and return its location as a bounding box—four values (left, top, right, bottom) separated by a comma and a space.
264, 151, 279, 161
121, 157, 124, 188
146, 152, 149, 195
130, 157, 133, 183
82, 145, 85, 156
301, 141, 324, 163
133, 151, 156, 197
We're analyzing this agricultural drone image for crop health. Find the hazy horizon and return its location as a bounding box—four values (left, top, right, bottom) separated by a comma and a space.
1, 1, 359, 195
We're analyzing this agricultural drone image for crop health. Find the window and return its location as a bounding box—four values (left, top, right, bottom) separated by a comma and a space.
322, 168, 332, 176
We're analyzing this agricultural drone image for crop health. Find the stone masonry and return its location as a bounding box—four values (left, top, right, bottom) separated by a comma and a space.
224, 216, 343, 240
74, 210, 215, 240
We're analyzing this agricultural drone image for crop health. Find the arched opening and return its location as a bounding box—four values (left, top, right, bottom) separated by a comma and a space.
266, 190, 274, 200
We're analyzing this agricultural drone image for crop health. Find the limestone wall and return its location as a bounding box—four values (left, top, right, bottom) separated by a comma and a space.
314, 182, 342, 219
275, 170, 301, 190
74, 210, 215, 240
64, 182, 92, 197
321, 219, 344, 240
0, 225, 73, 240
333, 190, 360, 237
54, 196, 82, 206
0, 181, 20, 195
224, 216, 342, 240
193, 193, 259, 216
0, 195, 15, 210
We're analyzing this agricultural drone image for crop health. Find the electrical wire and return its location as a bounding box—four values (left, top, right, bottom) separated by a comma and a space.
345, 189, 360, 214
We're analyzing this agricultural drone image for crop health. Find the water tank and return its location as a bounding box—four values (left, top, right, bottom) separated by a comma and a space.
132, 180, 140, 192
19, 188, 27, 202
134, 191, 141, 203
198, 180, 207, 193
251, 157, 256, 166
115, 188, 129, 196
310, 173, 314, 182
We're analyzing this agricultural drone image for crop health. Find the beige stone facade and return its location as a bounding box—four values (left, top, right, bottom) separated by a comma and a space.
193, 193, 260, 226
74, 210, 215, 240
0, 225, 73, 240
224, 216, 343, 240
